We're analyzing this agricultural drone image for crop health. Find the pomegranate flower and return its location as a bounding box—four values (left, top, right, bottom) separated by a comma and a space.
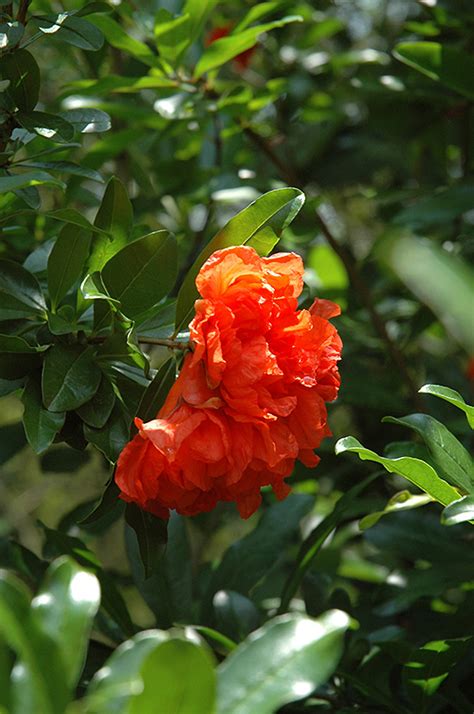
116, 246, 342, 519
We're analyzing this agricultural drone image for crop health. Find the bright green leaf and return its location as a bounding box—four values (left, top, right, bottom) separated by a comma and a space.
420, 384, 474, 429
441, 496, 474, 526
216, 611, 350, 714
101, 231, 177, 319
394, 42, 474, 99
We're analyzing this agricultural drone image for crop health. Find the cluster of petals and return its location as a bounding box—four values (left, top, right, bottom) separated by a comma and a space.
116, 246, 342, 519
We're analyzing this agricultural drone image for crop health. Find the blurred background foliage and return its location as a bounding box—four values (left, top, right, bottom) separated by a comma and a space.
1, 0, 474, 711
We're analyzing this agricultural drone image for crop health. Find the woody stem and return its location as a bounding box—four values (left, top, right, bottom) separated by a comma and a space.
89, 336, 192, 350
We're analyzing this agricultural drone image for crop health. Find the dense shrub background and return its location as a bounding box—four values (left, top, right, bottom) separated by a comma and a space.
0, 0, 473, 712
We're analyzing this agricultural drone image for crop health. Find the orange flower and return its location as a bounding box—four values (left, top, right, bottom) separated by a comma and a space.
116, 246, 342, 519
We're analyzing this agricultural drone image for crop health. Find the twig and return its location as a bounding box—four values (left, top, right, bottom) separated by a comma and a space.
16, 0, 31, 24
243, 123, 423, 410
89, 336, 192, 350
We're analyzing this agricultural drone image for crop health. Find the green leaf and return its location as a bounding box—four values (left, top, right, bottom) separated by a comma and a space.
0, 21, 24, 49
59, 108, 111, 134
182, 0, 219, 46
154, 10, 192, 66
383, 414, 474, 493
17, 111, 75, 143
125, 511, 192, 627
419, 384, 474, 429
47, 224, 91, 311
19, 161, 103, 183
101, 231, 177, 319
441, 496, 474, 526
216, 610, 350, 714
204, 495, 313, 614
234, 2, 288, 32
359, 490, 433, 531
30, 557, 100, 692
129, 639, 216, 714
86, 631, 168, 713
0, 259, 46, 320
175, 188, 305, 332
0, 571, 54, 714
335, 436, 460, 506
0, 335, 42, 379
394, 42, 474, 99
394, 183, 474, 229
0, 171, 66, 194
124, 503, 168, 581
377, 230, 474, 354
21, 377, 65, 453
278, 474, 378, 613
48, 208, 109, 235
76, 376, 115, 428
403, 638, 471, 712
213, 590, 260, 642
136, 356, 176, 423
87, 15, 156, 65
0, 49, 39, 111
89, 177, 133, 273
194, 16, 303, 77
37, 14, 104, 51
84, 403, 130, 461
42, 345, 101, 412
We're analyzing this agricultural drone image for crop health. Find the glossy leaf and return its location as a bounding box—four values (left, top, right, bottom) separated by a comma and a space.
21, 377, 65, 453
0, 171, 65, 194
59, 108, 111, 134
126, 511, 192, 627
19, 161, 103, 183
37, 14, 104, 51
394, 42, 474, 99
420, 384, 474, 429
175, 188, 304, 332
0, 571, 54, 714
76, 376, 115, 428
441, 496, 474, 526
16, 112, 75, 143
47, 224, 91, 311
42, 345, 101, 412
136, 356, 176, 423
101, 231, 177, 318
125, 503, 168, 581
383, 414, 474, 493
204, 495, 313, 613
194, 16, 303, 77
0, 49, 39, 110
336, 436, 460, 506
0, 335, 42, 379
86, 631, 168, 713
30, 557, 100, 691
216, 610, 350, 714
129, 639, 216, 714
213, 590, 260, 642
0, 21, 24, 48
89, 177, 133, 273
88, 15, 156, 65
359, 490, 433, 531
0, 259, 46, 320
83, 403, 130, 461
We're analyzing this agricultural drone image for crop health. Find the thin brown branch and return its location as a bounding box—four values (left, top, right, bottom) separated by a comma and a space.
243, 123, 423, 410
89, 336, 192, 350
16, 0, 31, 24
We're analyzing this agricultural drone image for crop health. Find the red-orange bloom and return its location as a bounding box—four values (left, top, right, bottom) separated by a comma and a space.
116, 246, 342, 519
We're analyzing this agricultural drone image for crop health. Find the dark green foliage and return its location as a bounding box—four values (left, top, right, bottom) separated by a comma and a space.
1, 0, 474, 711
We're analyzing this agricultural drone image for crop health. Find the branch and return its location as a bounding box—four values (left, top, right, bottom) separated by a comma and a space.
16, 0, 31, 24
243, 124, 423, 410
89, 336, 192, 350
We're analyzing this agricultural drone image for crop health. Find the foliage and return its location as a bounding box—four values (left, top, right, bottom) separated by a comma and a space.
1, 0, 474, 711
